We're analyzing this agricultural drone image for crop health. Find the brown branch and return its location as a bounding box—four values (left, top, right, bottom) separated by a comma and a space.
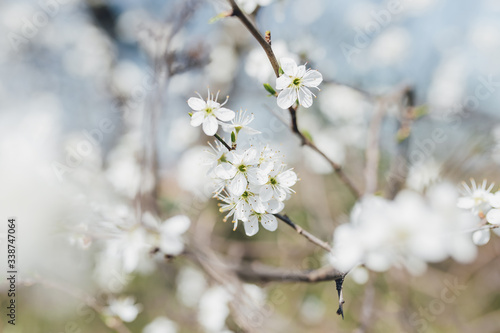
385, 86, 416, 199
235, 263, 343, 283
274, 213, 332, 252
227, 0, 362, 199
364, 100, 386, 195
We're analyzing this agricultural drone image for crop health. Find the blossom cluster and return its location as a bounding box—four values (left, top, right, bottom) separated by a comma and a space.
457, 179, 500, 245
331, 184, 478, 275
187, 93, 298, 236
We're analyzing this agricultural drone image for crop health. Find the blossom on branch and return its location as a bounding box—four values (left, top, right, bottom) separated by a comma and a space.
187, 89, 235, 136
275, 57, 323, 109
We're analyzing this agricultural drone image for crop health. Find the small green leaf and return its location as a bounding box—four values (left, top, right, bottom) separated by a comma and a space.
413, 105, 428, 119
209, 11, 231, 24
263, 83, 277, 96
302, 130, 313, 143
231, 131, 236, 143
188, 112, 193, 117
278, 67, 284, 75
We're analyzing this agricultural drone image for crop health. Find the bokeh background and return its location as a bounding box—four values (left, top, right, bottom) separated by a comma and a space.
1, 0, 500, 332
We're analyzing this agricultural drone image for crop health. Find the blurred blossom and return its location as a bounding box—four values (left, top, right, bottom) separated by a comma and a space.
207, 45, 238, 83
331, 184, 478, 275
319, 85, 369, 122
176, 266, 208, 307
427, 55, 467, 112
369, 27, 410, 65
245, 41, 294, 82
143, 316, 178, 333
116, 9, 150, 43
406, 159, 442, 192
178, 145, 213, 194
237, 0, 273, 13
457, 179, 494, 216
105, 296, 142, 322
198, 286, 232, 333
299, 295, 326, 324
349, 266, 369, 285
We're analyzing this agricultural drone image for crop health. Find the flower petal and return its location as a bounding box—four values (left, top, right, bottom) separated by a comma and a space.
266, 199, 284, 213
261, 214, 278, 231
280, 57, 297, 76
161, 215, 191, 235
486, 208, 500, 225
277, 88, 297, 109
214, 163, 237, 180
244, 216, 259, 236
214, 107, 235, 122
472, 229, 490, 246
259, 184, 274, 202
202, 116, 218, 136
276, 169, 297, 187
276, 75, 292, 90
247, 167, 268, 185
187, 97, 206, 111
248, 195, 266, 213
190, 111, 205, 127
298, 86, 313, 108
302, 69, 323, 87
229, 173, 247, 196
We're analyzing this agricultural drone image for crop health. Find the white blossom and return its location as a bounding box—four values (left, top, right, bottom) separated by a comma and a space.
457, 178, 494, 216
106, 296, 142, 322
187, 90, 235, 136
275, 57, 323, 109
222, 109, 260, 135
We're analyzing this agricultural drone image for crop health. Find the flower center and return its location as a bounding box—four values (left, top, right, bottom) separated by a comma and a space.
270, 177, 277, 185
292, 77, 302, 87
242, 191, 249, 198
238, 164, 247, 173
219, 154, 227, 163
205, 107, 213, 115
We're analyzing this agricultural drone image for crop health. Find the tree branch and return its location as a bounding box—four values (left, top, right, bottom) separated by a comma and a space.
235, 262, 344, 283
274, 213, 332, 252
227, 0, 362, 199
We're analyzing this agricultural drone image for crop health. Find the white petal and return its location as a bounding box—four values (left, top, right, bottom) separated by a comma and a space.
247, 167, 268, 185
276, 75, 292, 90
266, 199, 284, 214
279, 57, 297, 76
457, 197, 475, 210
161, 215, 191, 235
259, 185, 274, 202
202, 116, 218, 136
277, 88, 297, 109
229, 173, 247, 196
248, 195, 266, 213
298, 86, 313, 108
244, 217, 259, 236
273, 186, 286, 201
235, 201, 251, 221
296, 65, 306, 78
276, 170, 297, 187
486, 208, 500, 225
302, 69, 323, 87
187, 97, 206, 111
472, 229, 490, 246
488, 192, 500, 207
159, 236, 184, 255
214, 163, 237, 180
214, 107, 235, 121
261, 214, 278, 231
190, 111, 205, 127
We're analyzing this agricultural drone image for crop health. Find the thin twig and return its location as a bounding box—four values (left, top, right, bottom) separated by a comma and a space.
274, 213, 332, 252
227, 0, 362, 199
364, 100, 386, 195
234, 263, 344, 282
214, 133, 232, 150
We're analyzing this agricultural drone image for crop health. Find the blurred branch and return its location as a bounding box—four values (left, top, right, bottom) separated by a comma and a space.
274, 213, 332, 252
234, 262, 343, 282
227, 0, 362, 199
364, 100, 386, 195
385, 86, 416, 200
